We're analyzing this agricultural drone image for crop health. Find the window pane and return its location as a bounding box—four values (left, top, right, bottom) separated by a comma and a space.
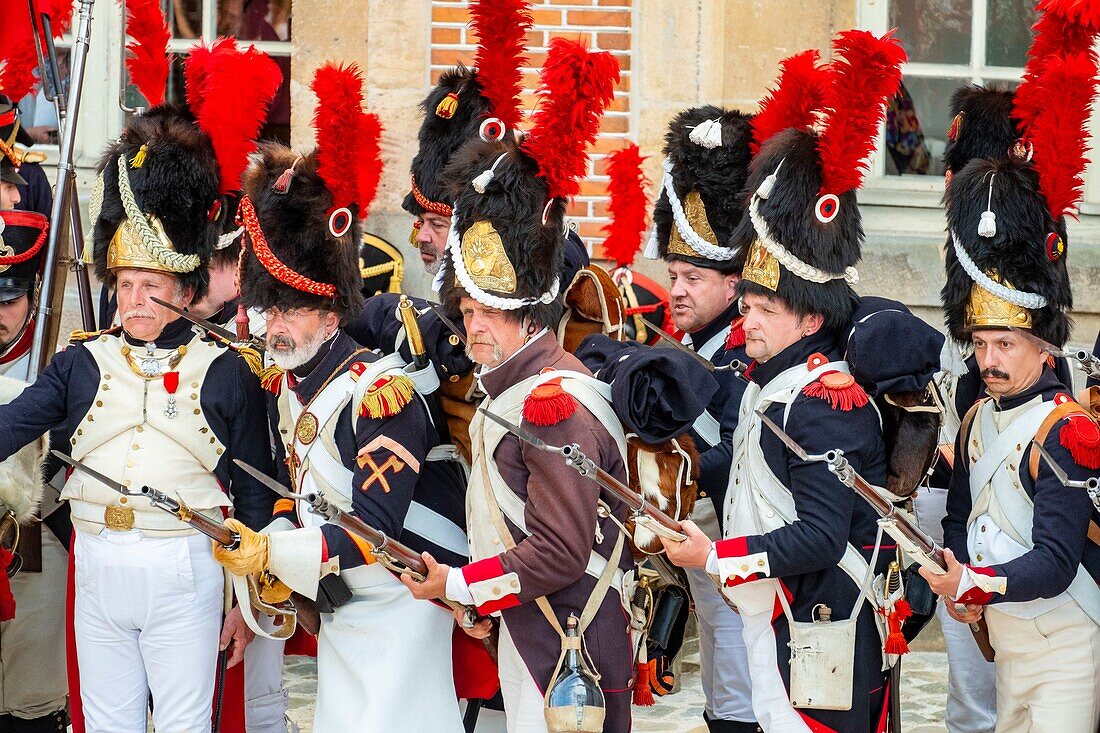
889, 0, 972, 65
885, 77, 971, 176
985, 0, 1037, 67
217, 0, 291, 42
164, 0, 203, 40
14, 49, 69, 144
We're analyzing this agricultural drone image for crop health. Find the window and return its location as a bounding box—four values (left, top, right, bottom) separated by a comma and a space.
860, 0, 1036, 190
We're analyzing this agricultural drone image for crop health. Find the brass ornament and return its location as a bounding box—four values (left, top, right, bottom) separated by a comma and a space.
461, 219, 517, 294
295, 411, 319, 445
0, 242, 12, 274
668, 191, 720, 258
107, 214, 178, 274
742, 238, 781, 292
965, 271, 1033, 331
104, 504, 136, 531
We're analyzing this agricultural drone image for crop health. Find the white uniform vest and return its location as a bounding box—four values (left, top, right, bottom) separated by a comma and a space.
965, 396, 1100, 626
64, 334, 228, 535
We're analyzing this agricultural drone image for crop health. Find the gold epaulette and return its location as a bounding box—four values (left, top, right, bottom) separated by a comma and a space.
68, 325, 123, 343
351, 366, 414, 419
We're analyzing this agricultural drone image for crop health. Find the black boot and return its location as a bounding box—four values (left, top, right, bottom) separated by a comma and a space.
0, 708, 69, 733
704, 712, 763, 733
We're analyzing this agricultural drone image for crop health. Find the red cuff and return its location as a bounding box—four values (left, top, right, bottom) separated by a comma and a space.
957, 565, 997, 606
715, 536, 750, 559
462, 556, 521, 615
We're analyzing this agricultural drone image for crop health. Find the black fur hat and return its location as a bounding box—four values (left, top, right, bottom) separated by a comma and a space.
238, 143, 365, 324
403, 67, 501, 220
731, 128, 862, 330
942, 85, 1019, 176
90, 104, 220, 301
438, 137, 565, 328
650, 107, 753, 274
942, 157, 1072, 346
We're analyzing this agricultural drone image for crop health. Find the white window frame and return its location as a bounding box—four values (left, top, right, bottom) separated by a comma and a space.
857, 0, 1100, 212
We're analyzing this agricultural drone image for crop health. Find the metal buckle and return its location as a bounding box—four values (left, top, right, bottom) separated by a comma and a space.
104, 504, 135, 531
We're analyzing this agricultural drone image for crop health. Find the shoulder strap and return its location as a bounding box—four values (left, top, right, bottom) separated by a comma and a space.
1026, 400, 1100, 547
957, 397, 988, 464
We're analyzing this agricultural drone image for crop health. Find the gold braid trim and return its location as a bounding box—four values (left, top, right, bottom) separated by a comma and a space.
359, 373, 415, 419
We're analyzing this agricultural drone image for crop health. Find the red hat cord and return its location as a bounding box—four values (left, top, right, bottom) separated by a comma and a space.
0, 211, 49, 266
238, 195, 336, 298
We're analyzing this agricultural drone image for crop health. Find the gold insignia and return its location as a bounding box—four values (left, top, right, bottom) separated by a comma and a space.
966, 272, 1032, 331
0, 242, 13, 274
295, 412, 319, 445
108, 215, 177, 274
742, 238, 781, 291
104, 504, 135, 531
668, 191, 720, 258
461, 219, 517, 294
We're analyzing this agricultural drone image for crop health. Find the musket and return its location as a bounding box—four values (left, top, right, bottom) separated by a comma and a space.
52, 451, 240, 548
755, 411, 996, 663
150, 297, 267, 353
1009, 326, 1100, 380
397, 296, 449, 440
28, 0, 95, 333
641, 317, 750, 381
1033, 441, 1100, 511
427, 301, 468, 347
232, 459, 496, 650
479, 409, 687, 542
29, 0, 97, 374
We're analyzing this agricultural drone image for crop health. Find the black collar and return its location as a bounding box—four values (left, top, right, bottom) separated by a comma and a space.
122, 315, 195, 349
993, 367, 1066, 411
749, 330, 839, 387
686, 301, 739, 352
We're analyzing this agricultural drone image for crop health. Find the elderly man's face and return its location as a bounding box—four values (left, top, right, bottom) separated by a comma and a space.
415, 213, 450, 275
263, 306, 339, 371
459, 297, 530, 369
116, 269, 192, 342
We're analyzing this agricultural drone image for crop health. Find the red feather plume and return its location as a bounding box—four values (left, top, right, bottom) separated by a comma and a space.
1036, 0, 1100, 32
470, 0, 532, 132
0, 0, 77, 102
125, 0, 172, 107
751, 50, 830, 155
816, 30, 907, 196
601, 143, 649, 268
186, 40, 283, 194
1014, 7, 1100, 137
312, 62, 385, 217
1024, 52, 1098, 219
523, 38, 620, 201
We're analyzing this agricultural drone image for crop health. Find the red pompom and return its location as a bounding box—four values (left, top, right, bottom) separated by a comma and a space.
522, 377, 577, 426
0, 546, 16, 622
816, 30, 907, 197
1060, 414, 1100, 469
802, 371, 869, 411
124, 0, 172, 107
601, 143, 649, 268
632, 661, 655, 706
725, 317, 746, 350
523, 39, 620, 201
470, 0, 532, 132
751, 49, 830, 154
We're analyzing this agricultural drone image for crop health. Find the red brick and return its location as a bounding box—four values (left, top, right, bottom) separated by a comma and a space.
592, 136, 628, 153
566, 200, 590, 217
531, 8, 565, 25
566, 9, 629, 26
596, 31, 630, 50
431, 27, 462, 44
598, 0, 631, 5
599, 115, 629, 133
431, 49, 475, 66
605, 94, 629, 112
577, 220, 609, 238
432, 6, 470, 23
577, 179, 610, 197
616, 74, 630, 91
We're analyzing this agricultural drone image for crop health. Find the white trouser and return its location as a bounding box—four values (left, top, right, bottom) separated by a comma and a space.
313, 563, 463, 733
244, 615, 290, 733
498, 622, 548, 733
986, 602, 1100, 733
0, 528, 69, 718
73, 528, 223, 733
915, 486, 997, 732
686, 498, 755, 723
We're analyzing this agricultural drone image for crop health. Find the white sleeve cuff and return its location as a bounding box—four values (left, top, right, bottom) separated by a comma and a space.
446, 567, 474, 605
715, 551, 770, 584
955, 566, 1007, 600
705, 546, 720, 576
266, 526, 323, 600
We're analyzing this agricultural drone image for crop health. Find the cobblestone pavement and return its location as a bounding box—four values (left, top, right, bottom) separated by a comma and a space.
283, 630, 951, 732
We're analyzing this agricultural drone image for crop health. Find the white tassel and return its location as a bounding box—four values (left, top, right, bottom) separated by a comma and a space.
978, 172, 997, 238
643, 229, 660, 259
472, 152, 508, 194
756, 158, 784, 199
689, 118, 723, 149
978, 211, 997, 238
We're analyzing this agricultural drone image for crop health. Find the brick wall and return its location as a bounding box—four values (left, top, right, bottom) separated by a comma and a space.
429, 0, 634, 259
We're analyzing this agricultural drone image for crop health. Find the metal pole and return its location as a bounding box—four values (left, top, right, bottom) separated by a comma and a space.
29, 0, 95, 373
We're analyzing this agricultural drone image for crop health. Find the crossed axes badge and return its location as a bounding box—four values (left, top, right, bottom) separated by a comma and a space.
356, 436, 421, 493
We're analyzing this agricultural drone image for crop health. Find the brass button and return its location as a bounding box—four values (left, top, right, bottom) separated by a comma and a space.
976, 553, 984, 562
191, 394, 199, 401
136, 426, 143, 433
741, 564, 749, 572
209, 437, 215, 444
980, 525, 986, 533
449, 375, 460, 382
96, 400, 103, 407
70, 438, 76, 445
104, 374, 111, 380
132, 444, 140, 450
757, 559, 766, 567
119, 496, 128, 504
194, 409, 201, 415
77, 429, 83, 436
123, 479, 132, 487
127, 460, 135, 468
192, 382, 199, 388
216, 447, 223, 455
201, 427, 209, 434
491, 586, 501, 596
449, 335, 460, 346
699, 491, 707, 498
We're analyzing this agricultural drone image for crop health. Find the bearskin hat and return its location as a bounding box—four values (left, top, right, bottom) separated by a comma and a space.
0, 210, 48, 302
730, 32, 906, 331
403, 0, 533, 221
942, 86, 1019, 177
941, 3, 1099, 347
238, 63, 383, 325
649, 106, 754, 273
438, 39, 619, 328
